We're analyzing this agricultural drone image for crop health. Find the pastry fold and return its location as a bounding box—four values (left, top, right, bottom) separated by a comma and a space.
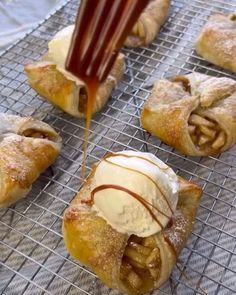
25, 54, 125, 118
195, 13, 236, 73
63, 164, 202, 295
125, 0, 170, 48
141, 73, 236, 156
0, 114, 61, 208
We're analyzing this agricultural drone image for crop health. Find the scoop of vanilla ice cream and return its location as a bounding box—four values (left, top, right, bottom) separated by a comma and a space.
91, 151, 179, 237
47, 25, 77, 81
48, 25, 74, 69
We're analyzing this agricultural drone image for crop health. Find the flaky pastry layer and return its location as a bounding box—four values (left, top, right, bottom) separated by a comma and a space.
195, 13, 236, 73
125, 0, 170, 48
141, 72, 236, 156
25, 54, 125, 118
0, 114, 61, 207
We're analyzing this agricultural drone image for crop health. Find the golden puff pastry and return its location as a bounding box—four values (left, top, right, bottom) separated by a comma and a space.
25, 54, 125, 118
141, 72, 236, 156
0, 114, 61, 208
63, 151, 202, 295
195, 13, 236, 73
125, 0, 170, 48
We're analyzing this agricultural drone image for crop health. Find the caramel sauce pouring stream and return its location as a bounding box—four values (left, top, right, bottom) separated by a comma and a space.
65, 0, 149, 178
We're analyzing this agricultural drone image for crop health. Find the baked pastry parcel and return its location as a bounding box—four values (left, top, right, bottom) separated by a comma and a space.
195, 13, 236, 73
0, 114, 61, 208
141, 72, 236, 156
25, 27, 125, 118
63, 151, 202, 295
125, 0, 170, 48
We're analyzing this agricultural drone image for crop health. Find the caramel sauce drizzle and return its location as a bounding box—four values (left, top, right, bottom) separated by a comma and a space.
104, 159, 171, 219
89, 184, 164, 229
104, 153, 174, 214
81, 82, 99, 178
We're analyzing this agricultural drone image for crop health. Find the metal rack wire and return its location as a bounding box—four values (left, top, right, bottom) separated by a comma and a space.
0, 0, 236, 294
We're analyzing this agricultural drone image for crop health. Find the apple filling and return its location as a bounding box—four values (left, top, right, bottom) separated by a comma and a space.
120, 235, 161, 292
78, 87, 88, 114
188, 114, 226, 151
23, 128, 52, 140
171, 76, 226, 152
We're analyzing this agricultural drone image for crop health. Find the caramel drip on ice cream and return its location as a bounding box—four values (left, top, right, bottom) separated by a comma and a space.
89, 184, 165, 229
104, 158, 172, 219
104, 153, 174, 214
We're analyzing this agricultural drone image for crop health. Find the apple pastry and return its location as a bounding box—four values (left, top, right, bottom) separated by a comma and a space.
25, 26, 125, 118
125, 0, 170, 48
0, 114, 61, 208
195, 13, 236, 73
63, 151, 202, 295
141, 72, 236, 156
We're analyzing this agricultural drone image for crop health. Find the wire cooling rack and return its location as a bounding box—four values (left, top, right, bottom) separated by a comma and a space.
0, 0, 236, 294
